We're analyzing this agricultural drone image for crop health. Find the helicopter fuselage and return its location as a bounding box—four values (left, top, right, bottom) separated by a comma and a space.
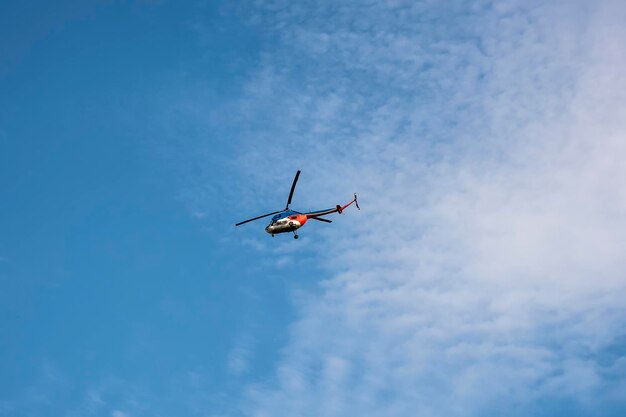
265, 211, 308, 235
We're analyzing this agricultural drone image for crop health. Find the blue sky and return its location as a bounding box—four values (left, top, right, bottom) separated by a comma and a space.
2, 1, 626, 417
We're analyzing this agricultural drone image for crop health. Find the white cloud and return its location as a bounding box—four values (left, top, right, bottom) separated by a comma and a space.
226, 0, 626, 416
228, 336, 255, 376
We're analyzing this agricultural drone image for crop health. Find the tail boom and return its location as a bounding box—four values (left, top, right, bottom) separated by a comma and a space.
305, 193, 360, 219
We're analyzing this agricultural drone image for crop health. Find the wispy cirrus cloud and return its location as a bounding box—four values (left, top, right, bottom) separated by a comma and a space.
228, 335, 255, 376
216, 0, 626, 416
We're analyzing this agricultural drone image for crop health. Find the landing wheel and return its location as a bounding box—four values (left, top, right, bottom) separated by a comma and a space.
294, 234, 299, 239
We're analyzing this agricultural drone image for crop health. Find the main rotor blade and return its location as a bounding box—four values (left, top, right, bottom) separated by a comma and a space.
311, 217, 332, 223
285, 170, 301, 209
235, 210, 282, 226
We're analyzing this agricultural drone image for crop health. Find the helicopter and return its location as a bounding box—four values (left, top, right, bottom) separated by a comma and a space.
235, 170, 359, 239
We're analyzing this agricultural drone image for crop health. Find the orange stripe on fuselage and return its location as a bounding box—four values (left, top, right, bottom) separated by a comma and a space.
288, 214, 308, 225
